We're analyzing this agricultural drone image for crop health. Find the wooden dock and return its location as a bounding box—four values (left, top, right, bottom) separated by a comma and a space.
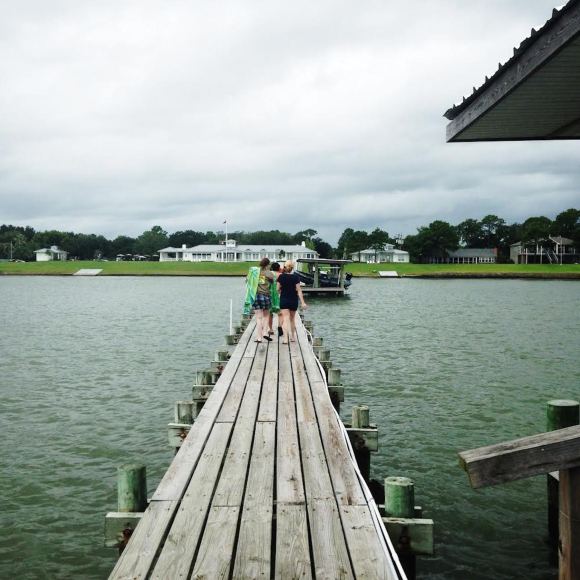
109, 315, 404, 579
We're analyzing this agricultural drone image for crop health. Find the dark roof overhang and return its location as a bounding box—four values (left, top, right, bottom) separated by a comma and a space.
444, 0, 580, 142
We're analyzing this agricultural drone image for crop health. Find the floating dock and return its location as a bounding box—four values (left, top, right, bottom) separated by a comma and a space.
108, 315, 405, 579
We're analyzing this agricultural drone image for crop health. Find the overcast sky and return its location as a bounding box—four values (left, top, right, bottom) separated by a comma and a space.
1, 0, 578, 243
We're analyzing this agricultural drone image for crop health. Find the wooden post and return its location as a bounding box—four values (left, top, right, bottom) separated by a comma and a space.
384, 477, 414, 518
318, 349, 330, 362
312, 336, 323, 347
327, 368, 341, 385
548, 400, 580, 431
352, 405, 370, 429
174, 401, 194, 425
216, 350, 230, 362
547, 400, 580, 545
352, 406, 371, 481
559, 466, 580, 579
117, 464, 147, 513
385, 476, 416, 578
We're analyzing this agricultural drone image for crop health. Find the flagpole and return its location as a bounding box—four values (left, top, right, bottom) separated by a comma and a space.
224, 219, 228, 263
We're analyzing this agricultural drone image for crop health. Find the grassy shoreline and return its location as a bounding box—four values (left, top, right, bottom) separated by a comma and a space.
1, 260, 579, 279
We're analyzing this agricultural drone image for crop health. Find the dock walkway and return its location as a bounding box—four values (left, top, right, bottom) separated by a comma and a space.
109, 316, 404, 579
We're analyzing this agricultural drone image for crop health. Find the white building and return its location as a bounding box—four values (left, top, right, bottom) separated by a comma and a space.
158, 239, 318, 262
34, 245, 68, 261
351, 245, 410, 263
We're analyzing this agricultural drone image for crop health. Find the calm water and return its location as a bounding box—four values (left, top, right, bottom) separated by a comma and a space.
0, 276, 578, 579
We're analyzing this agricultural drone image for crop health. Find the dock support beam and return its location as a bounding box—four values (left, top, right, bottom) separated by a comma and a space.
105, 464, 147, 551
546, 400, 579, 552
350, 405, 372, 481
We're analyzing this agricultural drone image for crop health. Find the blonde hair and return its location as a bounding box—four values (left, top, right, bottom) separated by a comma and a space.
283, 260, 295, 273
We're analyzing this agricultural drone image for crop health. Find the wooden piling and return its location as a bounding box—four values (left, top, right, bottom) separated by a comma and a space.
117, 464, 147, 513
352, 405, 370, 429
174, 401, 194, 425
384, 477, 414, 518
547, 400, 580, 547
351, 405, 371, 481
385, 476, 416, 579
327, 368, 341, 385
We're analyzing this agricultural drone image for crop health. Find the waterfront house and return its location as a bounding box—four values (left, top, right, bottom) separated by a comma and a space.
34, 245, 68, 261
446, 248, 497, 264
510, 237, 578, 264
158, 239, 318, 262
350, 245, 410, 263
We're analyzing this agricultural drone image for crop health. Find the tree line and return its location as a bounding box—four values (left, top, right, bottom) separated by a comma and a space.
0, 208, 577, 262
0, 225, 333, 261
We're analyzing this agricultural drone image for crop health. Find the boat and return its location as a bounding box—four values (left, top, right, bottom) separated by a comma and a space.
296, 258, 353, 296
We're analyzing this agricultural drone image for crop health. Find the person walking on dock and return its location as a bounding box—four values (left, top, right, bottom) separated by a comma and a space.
277, 260, 307, 343
252, 257, 274, 343
268, 262, 283, 337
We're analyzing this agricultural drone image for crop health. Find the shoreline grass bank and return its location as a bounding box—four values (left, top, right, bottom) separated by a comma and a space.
1, 260, 579, 279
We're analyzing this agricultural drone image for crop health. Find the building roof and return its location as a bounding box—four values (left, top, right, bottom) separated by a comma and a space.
34, 247, 67, 253
297, 258, 352, 265
444, 0, 580, 141
448, 248, 496, 258
550, 235, 574, 245
354, 247, 408, 255
159, 244, 318, 254
511, 236, 574, 247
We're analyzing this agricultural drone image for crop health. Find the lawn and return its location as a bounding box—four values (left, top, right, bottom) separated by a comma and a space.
1, 260, 579, 278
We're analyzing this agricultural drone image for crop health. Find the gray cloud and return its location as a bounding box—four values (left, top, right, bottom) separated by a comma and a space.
1, 0, 578, 243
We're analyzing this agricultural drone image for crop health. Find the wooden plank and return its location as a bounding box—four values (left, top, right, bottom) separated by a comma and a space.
258, 335, 278, 422
108, 501, 177, 580
190, 506, 240, 579
212, 419, 255, 507
292, 353, 318, 425
216, 357, 255, 422
152, 320, 255, 501
458, 424, 580, 488
150, 423, 233, 579
213, 345, 269, 504
383, 516, 435, 556
275, 504, 312, 579
308, 499, 353, 579
341, 506, 398, 579
232, 422, 276, 578
277, 380, 306, 504
296, 326, 366, 506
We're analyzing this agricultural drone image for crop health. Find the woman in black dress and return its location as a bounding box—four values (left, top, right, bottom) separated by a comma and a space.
277, 260, 307, 344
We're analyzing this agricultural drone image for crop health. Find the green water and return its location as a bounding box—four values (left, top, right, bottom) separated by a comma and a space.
0, 277, 578, 579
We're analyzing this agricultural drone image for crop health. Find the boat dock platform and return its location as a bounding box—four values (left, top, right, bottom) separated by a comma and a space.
108, 315, 405, 579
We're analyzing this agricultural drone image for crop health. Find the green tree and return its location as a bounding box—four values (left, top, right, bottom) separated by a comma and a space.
168, 230, 207, 248
368, 227, 390, 262
336, 228, 355, 258
111, 236, 137, 257
456, 219, 483, 247
480, 214, 506, 247
311, 237, 334, 258
407, 221, 459, 262
135, 226, 168, 257
521, 216, 552, 245
551, 208, 579, 244
293, 229, 317, 244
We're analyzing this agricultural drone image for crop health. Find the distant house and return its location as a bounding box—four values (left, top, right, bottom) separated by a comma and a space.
446, 248, 497, 264
34, 245, 68, 262
510, 236, 578, 264
350, 245, 410, 263
158, 239, 318, 262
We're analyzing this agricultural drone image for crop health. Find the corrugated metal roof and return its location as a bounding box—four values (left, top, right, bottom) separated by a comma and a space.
444, 1, 578, 121
444, 0, 580, 142
448, 248, 496, 258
